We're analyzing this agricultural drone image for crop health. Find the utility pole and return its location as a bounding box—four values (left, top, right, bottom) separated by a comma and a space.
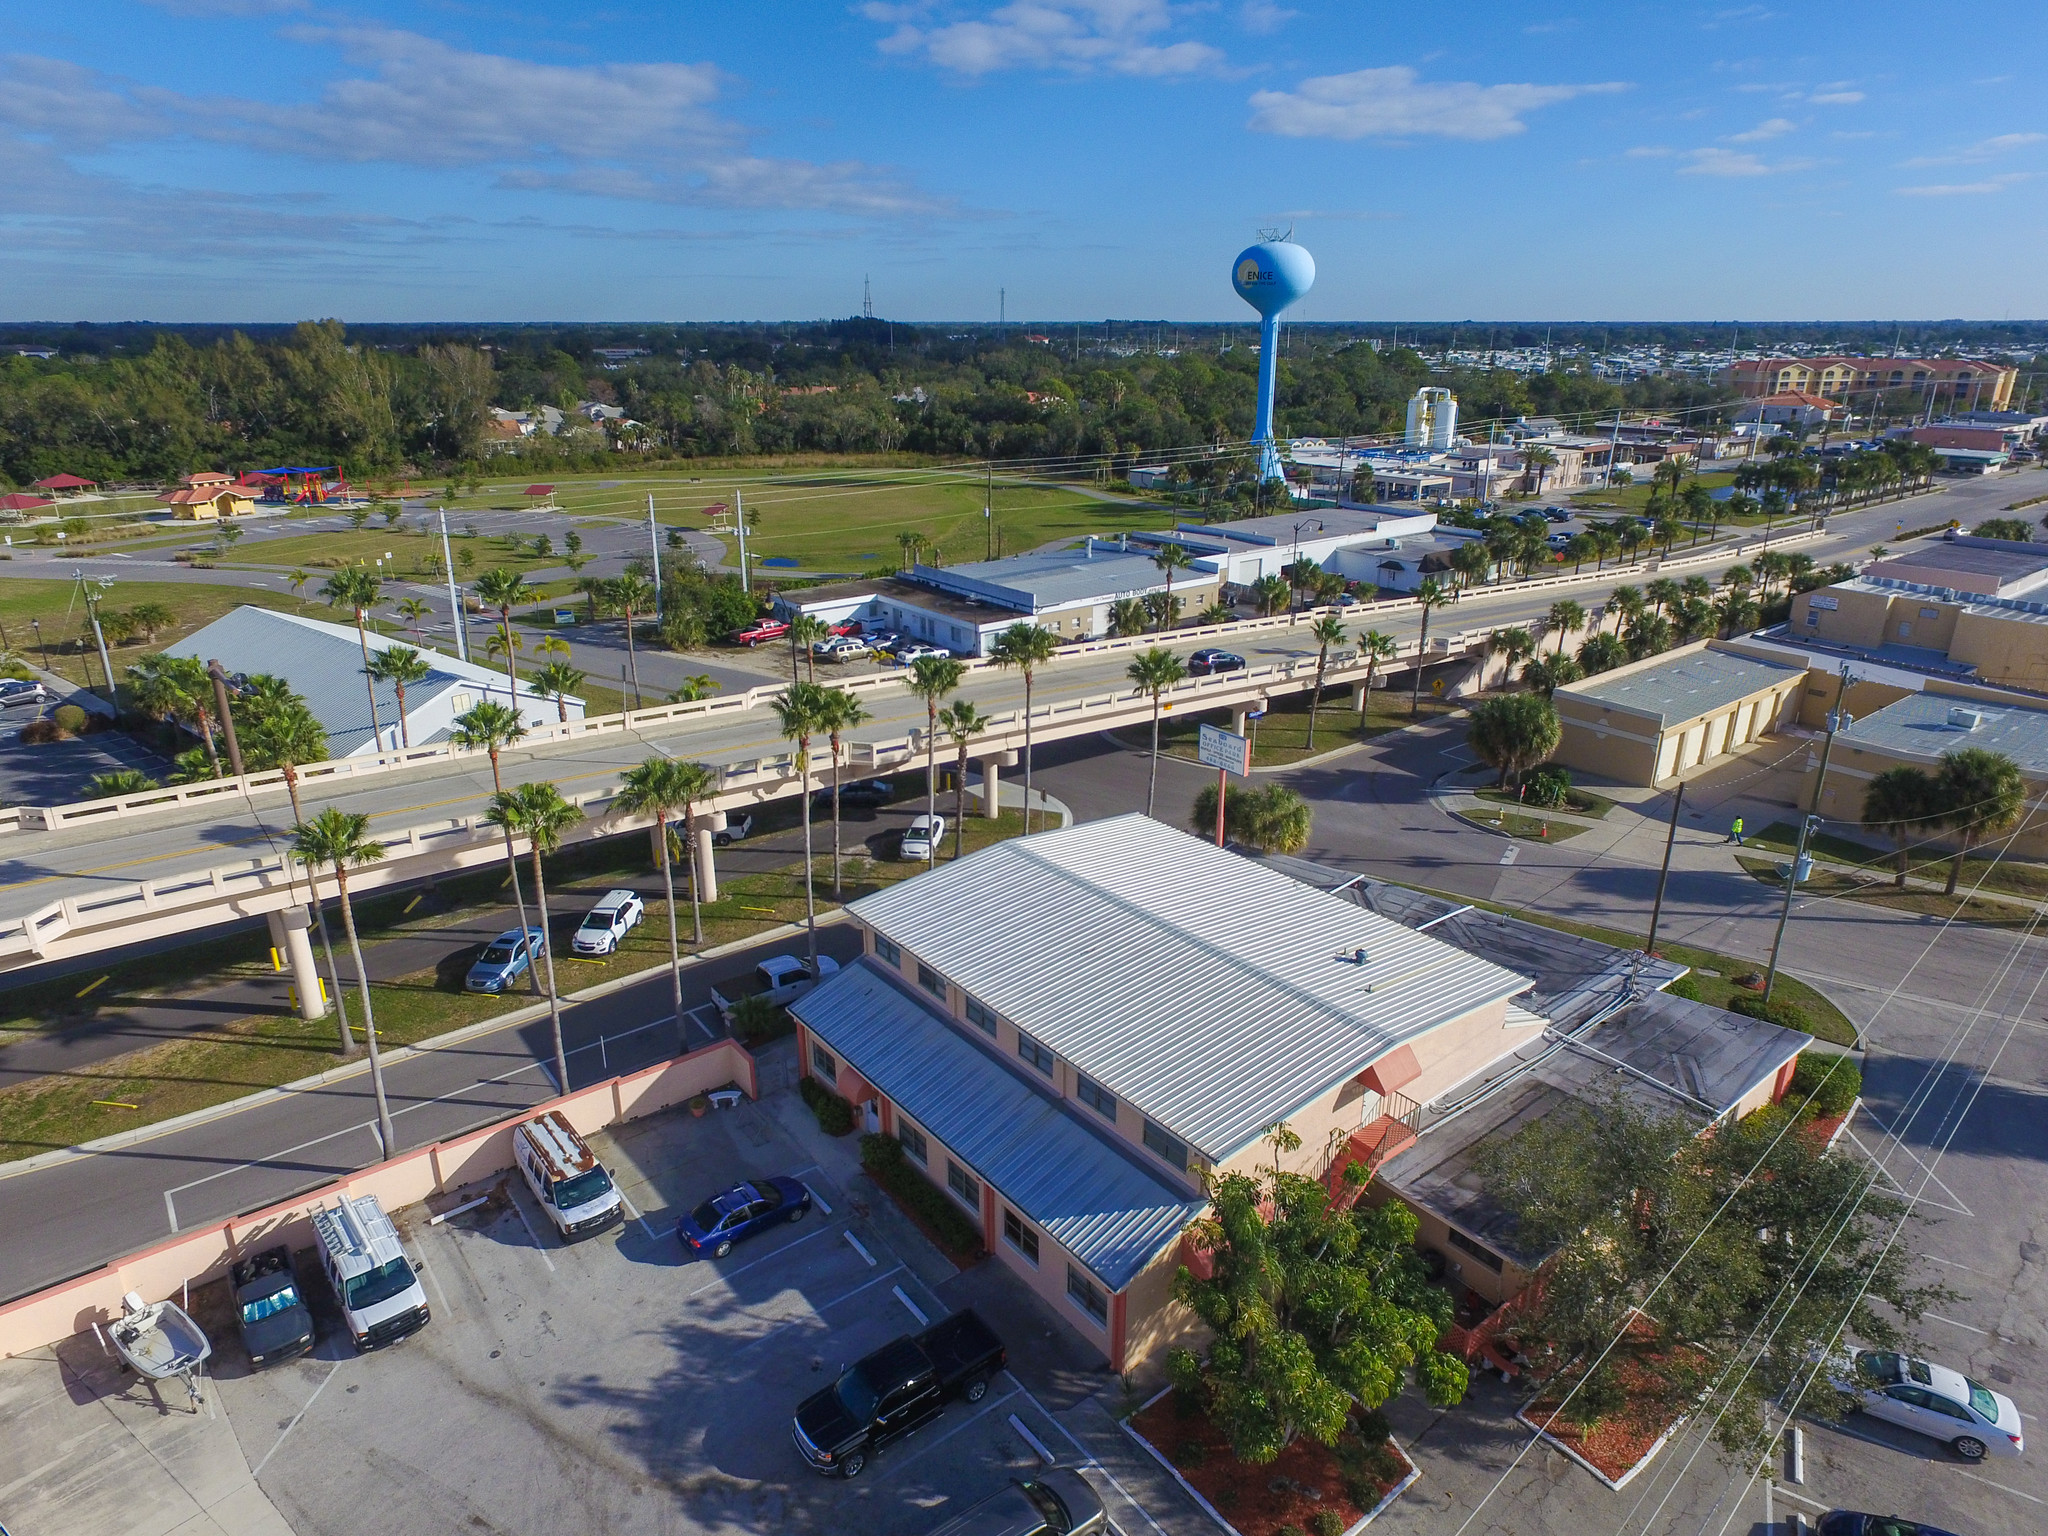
1764, 664, 1854, 1002
1644, 779, 1685, 954
439, 508, 466, 661
647, 493, 663, 622
77, 573, 115, 702
207, 659, 245, 777
736, 487, 751, 595
984, 466, 994, 560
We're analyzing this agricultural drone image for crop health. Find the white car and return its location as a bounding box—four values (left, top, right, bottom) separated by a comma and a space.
713, 812, 755, 847
900, 813, 945, 861
892, 644, 953, 666
1841, 1349, 2024, 1462
813, 636, 870, 661
571, 889, 644, 955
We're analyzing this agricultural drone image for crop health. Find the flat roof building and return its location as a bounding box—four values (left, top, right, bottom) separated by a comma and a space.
1552, 642, 1807, 784
1861, 536, 2048, 600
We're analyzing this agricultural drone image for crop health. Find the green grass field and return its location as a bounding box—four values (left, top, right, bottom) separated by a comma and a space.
1568, 470, 1736, 514
0, 578, 313, 689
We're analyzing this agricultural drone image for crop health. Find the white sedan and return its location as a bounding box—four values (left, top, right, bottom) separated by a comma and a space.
900, 813, 945, 861
1841, 1349, 2023, 1462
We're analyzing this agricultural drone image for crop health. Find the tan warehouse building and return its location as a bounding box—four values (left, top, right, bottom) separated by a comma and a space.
1551, 642, 1808, 785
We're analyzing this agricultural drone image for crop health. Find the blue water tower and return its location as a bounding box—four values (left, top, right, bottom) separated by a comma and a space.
1232, 238, 1316, 481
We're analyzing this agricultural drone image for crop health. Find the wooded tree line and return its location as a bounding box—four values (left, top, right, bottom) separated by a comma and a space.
0, 317, 1734, 486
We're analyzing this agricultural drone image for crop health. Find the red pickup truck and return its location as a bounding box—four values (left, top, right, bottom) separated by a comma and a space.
732, 618, 791, 647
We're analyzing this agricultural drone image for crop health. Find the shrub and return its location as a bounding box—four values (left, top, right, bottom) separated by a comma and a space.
52, 704, 87, 735
20, 717, 64, 744
1275, 1525, 1304, 1536
1666, 974, 1702, 1002
1523, 765, 1574, 809
1729, 992, 1810, 1034
797, 1075, 856, 1136
860, 1130, 983, 1255
729, 993, 787, 1045
1175, 1441, 1210, 1470
1312, 1511, 1347, 1536
859, 1131, 903, 1173
1790, 1052, 1861, 1119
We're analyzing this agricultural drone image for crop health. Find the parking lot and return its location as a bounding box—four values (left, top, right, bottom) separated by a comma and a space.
175, 1077, 1156, 1536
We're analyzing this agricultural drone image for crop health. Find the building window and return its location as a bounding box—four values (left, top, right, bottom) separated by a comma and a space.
1075, 1075, 1116, 1119
1003, 1209, 1039, 1265
875, 935, 901, 967
1143, 1119, 1187, 1172
1066, 1265, 1108, 1326
810, 1042, 837, 1081
1017, 1033, 1054, 1075
1445, 1226, 1505, 1274
917, 963, 946, 1000
898, 1120, 928, 1165
965, 996, 998, 1035
947, 1160, 980, 1209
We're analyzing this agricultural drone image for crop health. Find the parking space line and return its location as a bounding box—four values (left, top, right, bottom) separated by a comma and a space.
867, 1387, 1020, 1487
804, 1182, 833, 1216
615, 1189, 657, 1243
892, 1285, 928, 1325
843, 1230, 875, 1265
415, 1254, 453, 1317
685, 1221, 837, 1297
725, 1265, 906, 1358
1922, 1311, 1998, 1338
252, 1359, 343, 1476
1064, 1388, 1173, 1536
1771, 1484, 1830, 1512
505, 1190, 557, 1272
1009, 1413, 1056, 1465
1955, 1468, 2048, 1506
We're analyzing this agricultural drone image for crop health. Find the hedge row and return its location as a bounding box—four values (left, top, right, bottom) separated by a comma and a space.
860, 1133, 984, 1256
799, 1075, 855, 1136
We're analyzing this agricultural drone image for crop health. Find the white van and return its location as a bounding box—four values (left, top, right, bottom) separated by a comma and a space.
512, 1111, 624, 1240
310, 1194, 431, 1352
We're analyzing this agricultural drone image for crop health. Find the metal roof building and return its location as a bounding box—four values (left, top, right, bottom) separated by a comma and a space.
1560, 646, 1806, 729
165, 606, 576, 757
846, 814, 1533, 1164
789, 960, 1205, 1290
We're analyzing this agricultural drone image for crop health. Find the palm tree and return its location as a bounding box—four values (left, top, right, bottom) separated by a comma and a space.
452, 700, 540, 997
607, 573, 656, 708
89, 768, 158, 796
1645, 578, 1680, 616
394, 597, 430, 643
896, 530, 928, 570
614, 757, 717, 1009
1521, 443, 1558, 494
244, 699, 348, 1049
1304, 613, 1346, 749
1126, 646, 1187, 816
1863, 766, 1934, 890
669, 674, 719, 703
486, 782, 583, 1090
1931, 747, 2026, 895
1714, 590, 1760, 638
1354, 628, 1396, 720
1680, 482, 1714, 543
364, 644, 432, 748
290, 809, 392, 1152
1587, 524, 1620, 571
789, 613, 831, 685
1653, 456, 1686, 508
287, 568, 312, 609
473, 567, 528, 707
1754, 551, 1790, 601
1563, 534, 1594, 574
127, 603, 175, 643
1577, 632, 1628, 674
1487, 626, 1535, 690
1410, 577, 1452, 718
128, 653, 219, 774
1251, 573, 1289, 617
531, 659, 586, 722
1107, 598, 1149, 638
1191, 781, 1312, 853
1521, 653, 1584, 697
773, 682, 831, 968
989, 622, 1057, 833
940, 699, 990, 858
1468, 693, 1562, 789
814, 686, 870, 896
320, 568, 385, 745
1449, 541, 1490, 591
1149, 543, 1194, 631
908, 655, 966, 867
1546, 599, 1586, 656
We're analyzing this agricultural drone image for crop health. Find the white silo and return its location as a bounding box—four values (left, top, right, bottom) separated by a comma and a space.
1405, 387, 1458, 449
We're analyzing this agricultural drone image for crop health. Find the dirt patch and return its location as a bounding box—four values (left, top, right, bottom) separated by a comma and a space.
1518, 1324, 1705, 1487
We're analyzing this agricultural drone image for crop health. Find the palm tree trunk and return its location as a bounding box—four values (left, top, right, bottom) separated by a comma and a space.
1146, 696, 1161, 816
954, 742, 969, 859
1946, 843, 1965, 896
798, 742, 818, 969
656, 810, 683, 1023
1411, 613, 1431, 717
355, 614, 384, 749
394, 681, 410, 748
488, 749, 540, 997
1307, 654, 1326, 750
196, 707, 221, 776
1895, 841, 1909, 889
830, 730, 844, 897
497, 612, 518, 705
529, 844, 569, 1091
1022, 672, 1036, 834
924, 703, 939, 868
333, 870, 393, 1154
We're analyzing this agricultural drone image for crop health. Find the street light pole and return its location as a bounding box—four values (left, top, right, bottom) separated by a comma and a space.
1763, 663, 1854, 1002
438, 508, 466, 662
1644, 779, 1686, 955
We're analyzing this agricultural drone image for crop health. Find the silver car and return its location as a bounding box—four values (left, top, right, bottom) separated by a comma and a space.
1842, 1349, 2023, 1461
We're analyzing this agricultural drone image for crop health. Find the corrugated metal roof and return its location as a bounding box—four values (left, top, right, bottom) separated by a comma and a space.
847, 815, 1533, 1162
790, 960, 1205, 1290
915, 549, 1172, 611
1559, 646, 1803, 728
165, 605, 565, 757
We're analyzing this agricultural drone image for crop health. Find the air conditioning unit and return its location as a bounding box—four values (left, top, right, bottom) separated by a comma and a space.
1948, 707, 1985, 731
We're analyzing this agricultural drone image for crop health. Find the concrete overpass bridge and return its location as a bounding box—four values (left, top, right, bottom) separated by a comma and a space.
0, 605, 1488, 997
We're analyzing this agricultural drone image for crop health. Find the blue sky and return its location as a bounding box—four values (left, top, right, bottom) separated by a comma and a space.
3, 2, 2043, 322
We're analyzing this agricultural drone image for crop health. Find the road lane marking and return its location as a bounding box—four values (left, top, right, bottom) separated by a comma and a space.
1922, 1311, 1998, 1338
683, 1220, 837, 1296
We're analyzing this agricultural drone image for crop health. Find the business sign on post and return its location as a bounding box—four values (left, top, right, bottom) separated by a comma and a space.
1198, 723, 1250, 776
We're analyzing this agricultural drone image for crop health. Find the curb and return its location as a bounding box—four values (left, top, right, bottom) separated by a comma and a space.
0, 911, 843, 1182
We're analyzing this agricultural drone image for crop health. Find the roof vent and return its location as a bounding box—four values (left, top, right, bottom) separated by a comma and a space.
1948, 706, 1985, 731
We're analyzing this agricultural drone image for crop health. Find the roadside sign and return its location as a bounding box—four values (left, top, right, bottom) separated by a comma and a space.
1198, 723, 1250, 776
554, 608, 576, 625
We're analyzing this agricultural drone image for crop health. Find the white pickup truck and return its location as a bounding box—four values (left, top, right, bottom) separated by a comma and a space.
710, 954, 840, 1023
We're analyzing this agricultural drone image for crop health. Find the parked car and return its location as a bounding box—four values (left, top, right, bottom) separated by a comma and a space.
814, 636, 871, 662
926, 1470, 1108, 1536
1334, 592, 1362, 608
228, 1246, 314, 1369
465, 927, 544, 993
675, 1176, 811, 1258
1187, 648, 1246, 676
827, 619, 863, 637
571, 888, 644, 956
709, 953, 840, 1023
513, 1111, 624, 1240
0, 678, 48, 709
1544, 508, 1573, 523
900, 814, 945, 860
860, 630, 901, 653
310, 1194, 430, 1352
892, 643, 953, 665
732, 618, 791, 647
1839, 1348, 2023, 1461
813, 777, 895, 811
1817, 1515, 1960, 1536
792, 1310, 1006, 1479
712, 812, 755, 847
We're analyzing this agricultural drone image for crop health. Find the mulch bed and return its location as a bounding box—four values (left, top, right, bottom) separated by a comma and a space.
858, 1169, 984, 1271
1518, 1323, 1706, 1487
1129, 1389, 1411, 1536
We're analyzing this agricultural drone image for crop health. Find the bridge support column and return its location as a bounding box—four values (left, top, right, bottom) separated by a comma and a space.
693, 821, 720, 903
976, 750, 1016, 818
269, 906, 325, 1020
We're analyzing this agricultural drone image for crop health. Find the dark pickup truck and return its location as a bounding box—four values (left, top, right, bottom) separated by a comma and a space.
792, 1309, 1006, 1479
229, 1245, 314, 1369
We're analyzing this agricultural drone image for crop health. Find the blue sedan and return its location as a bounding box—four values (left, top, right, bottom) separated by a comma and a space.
676, 1176, 812, 1258
465, 927, 544, 993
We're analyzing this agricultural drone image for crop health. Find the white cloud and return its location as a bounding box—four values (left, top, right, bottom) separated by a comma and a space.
140, 0, 308, 14
873, 2, 1224, 77
1239, 1, 1296, 33
1625, 145, 1673, 157
1678, 146, 1813, 176
1895, 172, 2035, 197
0, 56, 168, 146
1902, 132, 2046, 167
1809, 90, 1863, 104
1523, 17, 1580, 34
1247, 66, 1626, 142
1726, 116, 1795, 142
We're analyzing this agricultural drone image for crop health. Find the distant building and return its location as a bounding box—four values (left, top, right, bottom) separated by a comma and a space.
1405, 387, 1457, 449
1551, 642, 1808, 784
164, 607, 579, 757
1736, 391, 1844, 428
1902, 425, 2010, 472
1727, 356, 2018, 412
159, 472, 255, 520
